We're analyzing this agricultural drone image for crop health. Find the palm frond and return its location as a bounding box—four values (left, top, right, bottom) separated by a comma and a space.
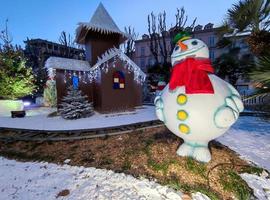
226, 0, 269, 32
250, 53, 270, 84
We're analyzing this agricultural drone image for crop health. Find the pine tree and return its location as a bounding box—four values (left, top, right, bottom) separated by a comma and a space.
59, 86, 94, 120
43, 79, 57, 107
0, 20, 35, 100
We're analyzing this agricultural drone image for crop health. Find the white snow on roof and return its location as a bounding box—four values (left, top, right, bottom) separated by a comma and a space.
224, 30, 251, 38
45, 57, 91, 71
92, 48, 146, 82
76, 3, 126, 39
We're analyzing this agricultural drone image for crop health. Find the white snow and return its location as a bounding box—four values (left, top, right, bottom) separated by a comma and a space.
218, 116, 270, 172
0, 106, 157, 131
0, 157, 213, 200
76, 3, 126, 43
240, 173, 270, 200
92, 47, 146, 84
45, 57, 91, 71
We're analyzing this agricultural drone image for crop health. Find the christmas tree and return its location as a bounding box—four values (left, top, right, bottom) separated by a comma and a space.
43, 79, 57, 107
0, 45, 35, 100
59, 86, 94, 119
0, 20, 35, 100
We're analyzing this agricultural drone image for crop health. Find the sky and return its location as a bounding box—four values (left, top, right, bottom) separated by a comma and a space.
0, 0, 239, 47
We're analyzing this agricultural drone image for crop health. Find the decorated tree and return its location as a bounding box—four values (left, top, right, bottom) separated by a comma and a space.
59, 86, 94, 120
43, 79, 57, 107
0, 20, 35, 100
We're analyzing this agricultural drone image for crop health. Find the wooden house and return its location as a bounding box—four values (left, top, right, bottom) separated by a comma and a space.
45, 3, 146, 113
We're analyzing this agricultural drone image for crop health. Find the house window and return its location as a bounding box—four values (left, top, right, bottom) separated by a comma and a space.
140, 58, 145, 68
72, 75, 79, 90
113, 71, 125, 89
209, 50, 215, 61
208, 36, 215, 47
141, 47, 145, 56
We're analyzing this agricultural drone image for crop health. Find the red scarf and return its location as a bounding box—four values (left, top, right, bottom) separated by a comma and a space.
169, 58, 214, 94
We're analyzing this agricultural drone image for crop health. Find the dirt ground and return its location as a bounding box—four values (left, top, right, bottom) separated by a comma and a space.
0, 126, 261, 199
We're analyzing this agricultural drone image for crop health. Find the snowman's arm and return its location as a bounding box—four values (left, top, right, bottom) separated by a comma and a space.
214, 84, 244, 128
226, 83, 244, 112
154, 96, 165, 122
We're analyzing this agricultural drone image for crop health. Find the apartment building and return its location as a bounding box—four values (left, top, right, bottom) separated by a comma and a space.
134, 23, 223, 72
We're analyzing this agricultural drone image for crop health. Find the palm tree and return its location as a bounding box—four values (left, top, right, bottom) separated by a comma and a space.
250, 51, 270, 90
222, 0, 270, 55
214, 48, 253, 86
227, 0, 270, 32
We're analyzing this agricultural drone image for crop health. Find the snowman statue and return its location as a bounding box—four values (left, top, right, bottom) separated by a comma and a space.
154, 32, 244, 163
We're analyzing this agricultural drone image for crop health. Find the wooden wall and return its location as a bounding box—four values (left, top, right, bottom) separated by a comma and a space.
94, 59, 143, 113
85, 31, 121, 66
55, 58, 143, 113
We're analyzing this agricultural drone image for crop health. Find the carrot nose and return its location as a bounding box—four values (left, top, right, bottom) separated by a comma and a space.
177, 41, 188, 51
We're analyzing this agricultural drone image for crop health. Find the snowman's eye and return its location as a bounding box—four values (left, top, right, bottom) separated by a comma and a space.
192, 40, 198, 45
174, 46, 179, 51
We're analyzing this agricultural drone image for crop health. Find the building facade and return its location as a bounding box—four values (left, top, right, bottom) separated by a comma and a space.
134, 23, 223, 72
24, 39, 85, 93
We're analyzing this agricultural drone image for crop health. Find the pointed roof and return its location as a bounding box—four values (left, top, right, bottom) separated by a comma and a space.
91, 48, 146, 84
76, 3, 127, 44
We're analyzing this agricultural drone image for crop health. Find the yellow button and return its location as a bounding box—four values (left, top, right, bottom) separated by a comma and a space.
177, 94, 187, 105
177, 110, 188, 121
179, 124, 190, 134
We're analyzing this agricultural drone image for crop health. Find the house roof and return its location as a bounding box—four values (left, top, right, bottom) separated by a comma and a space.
91, 48, 146, 83
224, 30, 251, 38
45, 57, 91, 71
45, 49, 146, 84
76, 3, 127, 44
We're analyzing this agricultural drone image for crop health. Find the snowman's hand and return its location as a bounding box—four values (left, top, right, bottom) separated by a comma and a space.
231, 95, 244, 112
215, 96, 242, 128
154, 96, 165, 122
227, 83, 244, 112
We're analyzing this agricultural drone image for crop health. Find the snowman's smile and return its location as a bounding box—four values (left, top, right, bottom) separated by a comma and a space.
171, 45, 206, 59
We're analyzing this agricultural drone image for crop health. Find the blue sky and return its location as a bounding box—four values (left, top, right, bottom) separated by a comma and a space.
0, 0, 239, 46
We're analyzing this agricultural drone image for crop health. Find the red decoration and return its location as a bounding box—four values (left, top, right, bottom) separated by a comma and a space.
158, 85, 166, 90
169, 58, 214, 94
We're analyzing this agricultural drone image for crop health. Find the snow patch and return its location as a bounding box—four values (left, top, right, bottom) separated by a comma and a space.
240, 173, 270, 200
218, 116, 270, 171
0, 157, 210, 200
0, 106, 157, 131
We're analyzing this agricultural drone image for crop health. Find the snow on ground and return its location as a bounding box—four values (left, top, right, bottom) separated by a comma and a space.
0, 106, 157, 131
0, 157, 212, 200
240, 173, 270, 200
218, 116, 270, 172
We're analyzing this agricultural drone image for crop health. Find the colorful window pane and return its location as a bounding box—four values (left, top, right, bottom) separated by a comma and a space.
113, 71, 125, 89
72, 75, 79, 89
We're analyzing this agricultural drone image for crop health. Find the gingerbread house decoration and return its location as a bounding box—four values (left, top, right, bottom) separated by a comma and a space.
45, 3, 146, 113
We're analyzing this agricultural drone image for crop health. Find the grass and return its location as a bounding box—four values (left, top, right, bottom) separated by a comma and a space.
240, 165, 264, 176
0, 149, 55, 162
219, 169, 252, 200
99, 156, 114, 165
143, 138, 177, 175
0, 127, 259, 199
122, 158, 132, 171
147, 158, 177, 175
185, 157, 207, 179
164, 175, 220, 200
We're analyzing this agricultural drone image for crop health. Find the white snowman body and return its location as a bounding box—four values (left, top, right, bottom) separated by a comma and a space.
155, 37, 244, 162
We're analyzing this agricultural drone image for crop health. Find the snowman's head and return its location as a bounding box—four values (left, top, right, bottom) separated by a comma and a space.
171, 33, 209, 65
